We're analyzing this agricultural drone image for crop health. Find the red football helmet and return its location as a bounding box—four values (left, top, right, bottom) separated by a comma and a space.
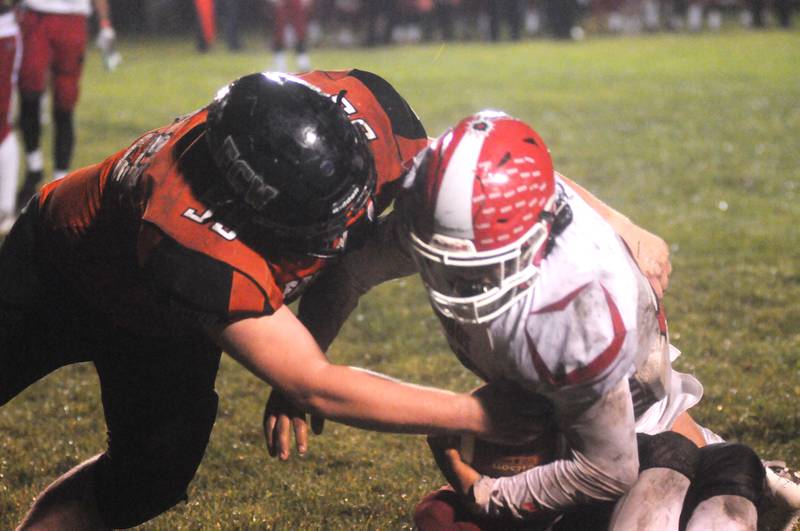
408, 111, 558, 324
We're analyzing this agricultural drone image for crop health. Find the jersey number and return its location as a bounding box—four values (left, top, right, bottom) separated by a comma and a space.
182, 208, 238, 241
332, 94, 378, 141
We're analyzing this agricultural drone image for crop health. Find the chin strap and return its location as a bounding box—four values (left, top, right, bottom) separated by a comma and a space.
541, 193, 573, 256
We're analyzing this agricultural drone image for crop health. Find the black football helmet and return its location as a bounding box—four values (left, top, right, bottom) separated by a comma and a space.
204, 72, 376, 257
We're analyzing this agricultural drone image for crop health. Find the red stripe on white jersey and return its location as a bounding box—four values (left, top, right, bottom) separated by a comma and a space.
526, 284, 626, 387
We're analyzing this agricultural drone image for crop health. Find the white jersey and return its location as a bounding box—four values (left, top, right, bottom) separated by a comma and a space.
301, 172, 703, 519
441, 178, 663, 414
449, 180, 703, 519
22, 0, 92, 15
0, 12, 18, 38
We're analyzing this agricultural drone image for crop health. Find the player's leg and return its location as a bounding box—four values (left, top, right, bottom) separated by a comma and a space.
609, 432, 700, 531
271, 0, 288, 71
0, 196, 96, 405
0, 197, 116, 530
0, 25, 20, 232
506, 0, 524, 40
49, 14, 87, 182
89, 333, 222, 527
16, 328, 222, 528
673, 410, 800, 511
289, 0, 311, 71
17, 10, 49, 207
682, 443, 763, 530
17, 454, 109, 530
487, 0, 501, 40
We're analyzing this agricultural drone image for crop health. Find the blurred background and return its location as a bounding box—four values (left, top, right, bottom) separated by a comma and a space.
112, 0, 796, 50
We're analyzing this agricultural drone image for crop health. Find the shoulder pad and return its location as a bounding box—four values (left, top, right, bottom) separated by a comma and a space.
526, 280, 628, 388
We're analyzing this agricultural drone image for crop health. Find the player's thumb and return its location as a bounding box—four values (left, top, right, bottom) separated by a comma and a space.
311, 414, 325, 435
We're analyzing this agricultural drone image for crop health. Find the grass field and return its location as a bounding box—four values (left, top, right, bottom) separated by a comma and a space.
1, 27, 799, 529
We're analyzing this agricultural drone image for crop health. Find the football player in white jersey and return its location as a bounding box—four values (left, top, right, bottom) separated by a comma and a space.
282, 111, 799, 528
403, 112, 796, 529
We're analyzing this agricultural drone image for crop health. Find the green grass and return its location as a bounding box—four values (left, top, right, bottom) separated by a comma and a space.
2, 28, 799, 529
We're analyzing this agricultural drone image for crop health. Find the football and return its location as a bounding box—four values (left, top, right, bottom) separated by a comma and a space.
460, 431, 559, 477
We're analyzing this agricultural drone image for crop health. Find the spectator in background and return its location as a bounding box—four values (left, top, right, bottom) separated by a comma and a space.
194, 0, 217, 51
686, 0, 722, 31
364, 0, 399, 47
15, 0, 116, 209
542, 0, 578, 39
219, 0, 244, 50
269, 0, 312, 72
748, 0, 792, 28
421, 0, 459, 41
488, 0, 525, 41
0, 1, 19, 235
434, 0, 459, 40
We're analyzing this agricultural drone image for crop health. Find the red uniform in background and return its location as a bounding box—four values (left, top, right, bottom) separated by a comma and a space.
269, 0, 312, 71
194, 0, 217, 50
16, 0, 116, 210
0, 4, 20, 228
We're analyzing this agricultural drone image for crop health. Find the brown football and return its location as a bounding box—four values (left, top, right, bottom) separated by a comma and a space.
460, 432, 558, 477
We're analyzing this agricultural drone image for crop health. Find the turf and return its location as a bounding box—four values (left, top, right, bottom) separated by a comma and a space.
1, 28, 799, 529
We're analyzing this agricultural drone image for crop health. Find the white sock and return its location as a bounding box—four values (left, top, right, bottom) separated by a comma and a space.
688, 4, 703, 30
0, 131, 19, 215
297, 52, 311, 72
26, 149, 43, 172
53, 169, 68, 181
643, 0, 660, 29
708, 10, 722, 31
609, 468, 690, 531
685, 495, 757, 530
273, 51, 287, 72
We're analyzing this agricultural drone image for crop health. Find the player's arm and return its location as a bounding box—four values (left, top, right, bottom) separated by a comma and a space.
211, 306, 529, 440
92, 0, 112, 28
92, 0, 118, 69
433, 379, 639, 520
298, 211, 416, 351
557, 172, 671, 299
263, 211, 417, 458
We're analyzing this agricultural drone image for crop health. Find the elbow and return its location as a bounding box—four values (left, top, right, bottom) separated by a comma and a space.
615, 458, 639, 492
604, 455, 639, 498
576, 449, 639, 501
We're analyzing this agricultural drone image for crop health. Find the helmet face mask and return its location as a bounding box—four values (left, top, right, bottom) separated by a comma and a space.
204, 72, 377, 258
411, 216, 551, 323
408, 112, 557, 324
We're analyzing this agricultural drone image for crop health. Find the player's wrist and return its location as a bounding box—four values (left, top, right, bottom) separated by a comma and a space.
466, 475, 494, 515
460, 394, 489, 436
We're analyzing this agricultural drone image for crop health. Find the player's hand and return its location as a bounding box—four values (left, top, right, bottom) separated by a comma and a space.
471, 383, 553, 445
262, 389, 324, 460
617, 222, 672, 299
427, 435, 481, 496
96, 25, 116, 53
